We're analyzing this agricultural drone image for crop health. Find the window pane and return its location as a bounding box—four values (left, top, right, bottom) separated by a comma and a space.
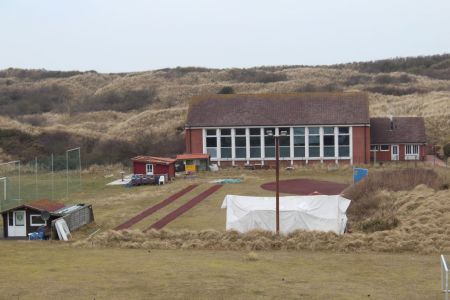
324, 135, 335, 146
221, 129, 231, 136
294, 147, 305, 157
250, 136, 260, 146
264, 128, 275, 136
324, 147, 335, 157
250, 147, 261, 158
339, 127, 349, 134
338, 135, 350, 145
236, 148, 246, 158
309, 127, 320, 135
280, 147, 290, 158
206, 129, 216, 136
31, 215, 45, 225
265, 136, 275, 146
293, 127, 305, 135
265, 147, 275, 158
279, 127, 289, 136
279, 136, 290, 146
235, 137, 246, 147
339, 146, 350, 157
309, 136, 320, 146
235, 128, 246, 135
207, 148, 217, 158
221, 148, 232, 158
221, 137, 231, 147
294, 136, 305, 146
250, 128, 260, 135
206, 137, 217, 147
380, 145, 389, 151
309, 147, 320, 157
323, 127, 334, 134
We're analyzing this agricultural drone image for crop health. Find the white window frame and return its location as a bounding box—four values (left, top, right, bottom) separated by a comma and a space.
30, 214, 47, 226
370, 145, 379, 152
145, 164, 153, 175
380, 145, 389, 151
405, 144, 420, 160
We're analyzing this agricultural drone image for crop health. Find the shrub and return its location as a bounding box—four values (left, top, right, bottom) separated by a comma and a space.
360, 217, 399, 233
364, 86, 426, 96
228, 69, 288, 83
443, 143, 450, 159
218, 86, 235, 94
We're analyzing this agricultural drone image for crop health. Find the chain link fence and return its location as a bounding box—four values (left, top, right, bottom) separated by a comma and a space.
0, 148, 82, 211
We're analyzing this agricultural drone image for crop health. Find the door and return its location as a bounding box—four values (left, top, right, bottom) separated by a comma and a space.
391, 145, 399, 161
8, 210, 26, 237
146, 164, 154, 176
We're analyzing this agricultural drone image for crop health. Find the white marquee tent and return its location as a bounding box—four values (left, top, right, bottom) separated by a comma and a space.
221, 194, 351, 235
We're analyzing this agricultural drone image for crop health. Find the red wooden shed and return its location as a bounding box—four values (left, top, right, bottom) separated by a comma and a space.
131, 156, 176, 180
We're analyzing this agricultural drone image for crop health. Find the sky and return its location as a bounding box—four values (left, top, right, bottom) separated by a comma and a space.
1, 0, 449, 73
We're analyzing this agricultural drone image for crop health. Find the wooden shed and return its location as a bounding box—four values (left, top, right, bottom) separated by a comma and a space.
131, 156, 176, 180
1, 199, 65, 238
176, 153, 210, 172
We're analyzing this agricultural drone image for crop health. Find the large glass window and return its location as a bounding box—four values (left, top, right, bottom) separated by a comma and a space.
264, 128, 276, 158
323, 127, 335, 157
338, 127, 350, 157
279, 127, 290, 158
406, 144, 419, 155
249, 128, 261, 158
235, 128, 246, 159
220, 129, 232, 158
293, 127, 305, 158
206, 129, 217, 158
308, 127, 320, 157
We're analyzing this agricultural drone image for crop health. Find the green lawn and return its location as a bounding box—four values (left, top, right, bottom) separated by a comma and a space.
0, 241, 441, 300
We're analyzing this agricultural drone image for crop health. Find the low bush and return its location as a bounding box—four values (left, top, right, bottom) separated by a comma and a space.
228, 69, 288, 83
364, 86, 426, 96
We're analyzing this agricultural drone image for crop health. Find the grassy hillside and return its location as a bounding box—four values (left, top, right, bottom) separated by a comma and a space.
0, 54, 449, 163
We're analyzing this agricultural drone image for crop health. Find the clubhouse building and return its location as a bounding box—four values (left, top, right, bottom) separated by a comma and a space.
184, 93, 426, 166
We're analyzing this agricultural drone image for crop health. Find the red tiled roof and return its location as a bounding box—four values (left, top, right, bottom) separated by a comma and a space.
370, 117, 427, 144
131, 156, 176, 165
186, 93, 370, 127
176, 153, 209, 160
27, 199, 66, 212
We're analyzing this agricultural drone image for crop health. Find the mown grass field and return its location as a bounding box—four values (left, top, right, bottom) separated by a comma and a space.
0, 241, 441, 300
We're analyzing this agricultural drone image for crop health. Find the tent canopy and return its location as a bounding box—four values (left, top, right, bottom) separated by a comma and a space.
221, 195, 351, 235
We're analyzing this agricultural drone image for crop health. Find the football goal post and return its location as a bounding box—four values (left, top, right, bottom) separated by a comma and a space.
442, 254, 449, 300
0, 160, 21, 202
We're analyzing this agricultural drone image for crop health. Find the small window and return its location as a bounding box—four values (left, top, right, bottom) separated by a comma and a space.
370, 145, 379, 151
235, 128, 246, 135
30, 214, 46, 226
220, 129, 231, 136
380, 145, 389, 151
206, 129, 216, 136
249, 128, 260, 135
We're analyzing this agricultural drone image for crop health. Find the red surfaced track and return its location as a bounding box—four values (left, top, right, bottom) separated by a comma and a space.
261, 179, 348, 195
146, 185, 223, 231
114, 184, 198, 230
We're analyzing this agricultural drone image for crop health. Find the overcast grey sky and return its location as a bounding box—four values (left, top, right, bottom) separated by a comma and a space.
1, 0, 449, 73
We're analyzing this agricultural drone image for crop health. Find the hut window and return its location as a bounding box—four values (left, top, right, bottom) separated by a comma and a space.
338, 127, 350, 157
30, 214, 46, 226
